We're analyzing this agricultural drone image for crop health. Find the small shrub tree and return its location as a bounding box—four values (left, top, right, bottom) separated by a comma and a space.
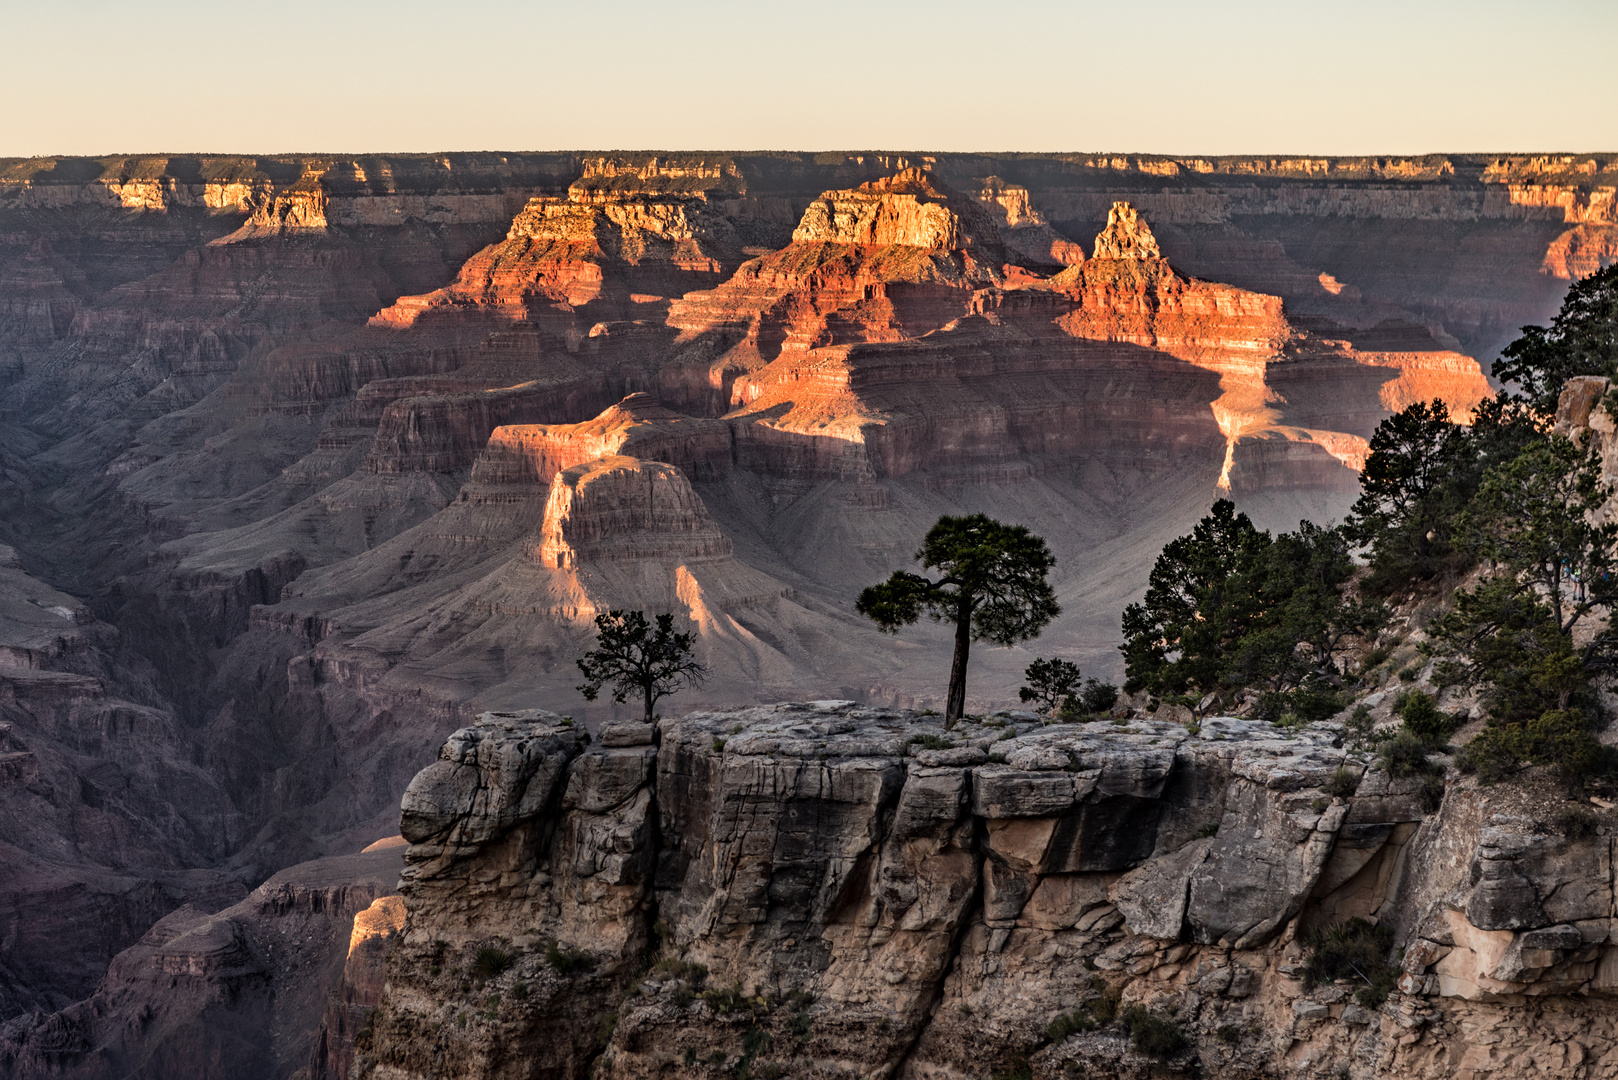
1020, 657, 1082, 713
577, 610, 707, 722
1079, 678, 1119, 714
1399, 691, 1456, 749
1301, 919, 1399, 1007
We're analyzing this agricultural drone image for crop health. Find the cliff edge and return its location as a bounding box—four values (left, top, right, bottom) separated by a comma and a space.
354, 702, 1615, 1080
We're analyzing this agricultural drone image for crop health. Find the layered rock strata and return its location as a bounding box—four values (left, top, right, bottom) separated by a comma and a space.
0, 847, 404, 1080
361, 703, 1618, 1080
0, 544, 245, 1017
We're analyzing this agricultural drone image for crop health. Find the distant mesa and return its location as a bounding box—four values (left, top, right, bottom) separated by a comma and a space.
369, 169, 739, 332
791, 167, 1002, 254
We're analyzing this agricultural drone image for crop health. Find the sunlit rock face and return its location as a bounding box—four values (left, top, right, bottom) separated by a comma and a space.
369, 162, 745, 334
0, 150, 1601, 1072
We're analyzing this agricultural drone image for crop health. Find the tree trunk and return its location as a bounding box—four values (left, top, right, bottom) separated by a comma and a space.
945, 596, 972, 726
644, 683, 656, 723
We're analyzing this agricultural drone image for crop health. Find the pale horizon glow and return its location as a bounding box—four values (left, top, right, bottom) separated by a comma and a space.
1, 0, 1614, 158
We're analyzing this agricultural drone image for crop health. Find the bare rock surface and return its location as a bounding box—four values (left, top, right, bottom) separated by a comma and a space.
350, 703, 1618, 1080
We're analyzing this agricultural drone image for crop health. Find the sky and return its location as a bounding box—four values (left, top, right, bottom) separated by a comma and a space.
1, 0, 1614, 157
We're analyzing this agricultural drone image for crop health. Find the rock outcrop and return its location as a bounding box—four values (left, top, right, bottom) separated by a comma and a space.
369, 172, 742, 332
359, 703, 1618, 1080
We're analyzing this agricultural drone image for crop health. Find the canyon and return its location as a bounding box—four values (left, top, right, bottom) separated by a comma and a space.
0, 149, 1612, 1076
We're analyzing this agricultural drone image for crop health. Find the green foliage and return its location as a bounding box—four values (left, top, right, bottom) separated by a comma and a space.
1458, 709, 1611, 788
1085, 983, 1121, 1024
1324, 766, 1361, 799
1435, 582, 1590, 726
1345, 705, 1376, 749
577, 610, 707, 722
1493, 263, 1618, 415
472, 946, 513, 979
740, 1026, 772, 1057
1046, 1009, 1094, 1041
1346, 400, 1478, 586
1399, 692, 1458, 749
1346, 393, 1541, 590
1045, 983, 1123, 1043
1377, 730, 1437, 779
1301, 919, 1400, 1007
1079, 678, 1119, 714
1120, 1006, 1186, 1058
545, 943, 597, 976
1556, 805, 1599, 839
1192, 820, 1221, 839
1216, 1024, 1244, 1045
1256, 683, 1345, 727
1122, 503, 1383, 703
1427, 432, 1618, 790
907, 733, 953, 751
1021, 657, 1082, 712
700, 982, 766, 1017
859, 514, 1059, 723
1461, 436, 1618, 634
789, 1010, 813, 1040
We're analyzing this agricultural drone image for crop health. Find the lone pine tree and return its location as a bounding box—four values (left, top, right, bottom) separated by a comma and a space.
857, 514, 1059, 725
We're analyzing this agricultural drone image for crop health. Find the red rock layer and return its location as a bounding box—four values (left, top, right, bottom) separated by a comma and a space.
473, 393, 733, 488
708, 197, 1492, 492
667, 169, 1013, 357
368, 182, 740, 332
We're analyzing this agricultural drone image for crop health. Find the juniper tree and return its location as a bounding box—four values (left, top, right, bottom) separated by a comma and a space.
577, 610, 707, 722
1020, 657, 1082, 714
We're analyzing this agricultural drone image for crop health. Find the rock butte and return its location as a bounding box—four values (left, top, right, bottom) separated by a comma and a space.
0, 149, 1612, 1076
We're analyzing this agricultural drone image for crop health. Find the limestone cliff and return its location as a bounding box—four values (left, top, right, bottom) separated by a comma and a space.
359, 703, 1618, 1080
667, 169, 1012, 356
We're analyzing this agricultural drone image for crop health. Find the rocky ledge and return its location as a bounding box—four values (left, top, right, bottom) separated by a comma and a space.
356, 701, 1618, 1080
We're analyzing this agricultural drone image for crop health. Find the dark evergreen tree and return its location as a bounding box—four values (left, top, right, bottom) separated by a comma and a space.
577, 610, 707, 722
1019, 657, 1082, 713
1493, 263, 1618, 414
858, 514, 1059, 725
1122, 501, 1382, 717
